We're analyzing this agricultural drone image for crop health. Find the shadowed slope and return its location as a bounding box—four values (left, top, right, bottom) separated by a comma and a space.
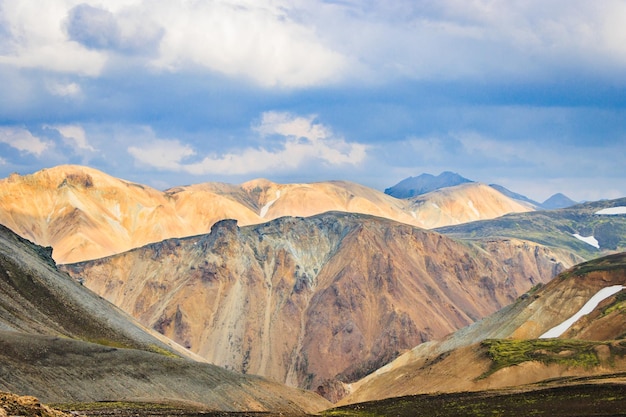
0, 224, 330, 413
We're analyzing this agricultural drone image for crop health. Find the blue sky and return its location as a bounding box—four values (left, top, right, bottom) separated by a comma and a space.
1, 0, 625, 202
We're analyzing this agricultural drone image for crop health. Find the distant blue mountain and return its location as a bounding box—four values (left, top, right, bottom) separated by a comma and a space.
489, 184, 541, 207
384, 172, 473, 199
541, 193, 578, 210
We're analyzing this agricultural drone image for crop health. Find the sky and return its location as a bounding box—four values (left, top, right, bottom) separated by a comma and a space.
1, 0, 625, 202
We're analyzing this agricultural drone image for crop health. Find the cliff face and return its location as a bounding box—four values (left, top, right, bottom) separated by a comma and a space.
64, 212, 577, 399
339, 253, 626, 406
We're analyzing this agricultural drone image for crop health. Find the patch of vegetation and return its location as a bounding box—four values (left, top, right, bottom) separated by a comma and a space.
147, 344, 182, 358
323, 384, 626, 417
601, 291, 626, 317
479, 339, 611, 379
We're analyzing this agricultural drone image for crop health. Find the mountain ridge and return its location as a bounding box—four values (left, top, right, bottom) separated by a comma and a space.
62, 211, 580, 401
0, 165, 534, 263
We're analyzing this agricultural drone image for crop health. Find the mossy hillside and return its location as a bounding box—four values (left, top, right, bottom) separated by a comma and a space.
480, 339, 626, 379
562, 252, 626, 278
435, 198, 626, 260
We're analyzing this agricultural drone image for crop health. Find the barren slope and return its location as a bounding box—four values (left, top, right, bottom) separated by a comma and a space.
407, 183, 535, 229
64, 212, 578, 401
340, 252, 626, 405
0, 166, 534, 263
0, 224, 330, 413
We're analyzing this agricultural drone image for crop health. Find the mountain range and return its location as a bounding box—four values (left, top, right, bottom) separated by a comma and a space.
62, 212, 579, 400
386, 171, 578, 209
0, 165, 534, 263
1, 164, 625, 414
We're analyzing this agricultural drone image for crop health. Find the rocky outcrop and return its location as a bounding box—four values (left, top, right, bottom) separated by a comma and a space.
64, 212, 577, 400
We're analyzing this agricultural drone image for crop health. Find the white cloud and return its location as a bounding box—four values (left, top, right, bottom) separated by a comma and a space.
46, 81, 82, 97
0, 1, 106, 76
127, 112, 368, 175
51, 124, 96, 151
128, 139, 196, 170
1, 0, 624, 85
0, 127, 50, 156
148, 1, 347, 87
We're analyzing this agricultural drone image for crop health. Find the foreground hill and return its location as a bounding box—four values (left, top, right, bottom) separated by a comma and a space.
339, 252, 626, 405
0, 224, 330, 413
436, 198, 626, 260
0, 165, 534, 263
63, 212, 579, 401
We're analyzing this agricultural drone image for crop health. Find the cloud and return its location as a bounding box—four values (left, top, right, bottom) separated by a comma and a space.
127, 112, 368, 175
64, 3, 164, 54
46, 81, 82, 97
0, 127, 50, 156
128, 139, 195, 170
51, 124, 96, 152
2, 0, 625, 87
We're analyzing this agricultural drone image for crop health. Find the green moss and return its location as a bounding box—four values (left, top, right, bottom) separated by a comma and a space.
479, 339, 608, 379
147, 344, 181, 358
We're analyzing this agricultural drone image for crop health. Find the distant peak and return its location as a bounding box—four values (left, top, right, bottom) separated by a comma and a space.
541, 193, 578, 210
385, 171, 473, 199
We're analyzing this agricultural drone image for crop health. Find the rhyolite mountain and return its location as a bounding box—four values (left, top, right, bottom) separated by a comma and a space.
0, 165, 533, 263
384, 171, 473, 198
0, 224, 330, 413
63, 212, 581, 401
339, 251, 626, 406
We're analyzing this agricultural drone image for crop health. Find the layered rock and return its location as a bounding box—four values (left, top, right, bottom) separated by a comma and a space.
64, 212, 578, 400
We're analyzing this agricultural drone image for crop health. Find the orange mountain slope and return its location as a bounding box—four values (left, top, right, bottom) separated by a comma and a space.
0, 165, 533, 263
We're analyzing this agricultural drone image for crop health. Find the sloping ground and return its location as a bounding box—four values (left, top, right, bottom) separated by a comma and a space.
63, 212, 579, 401
0, 223, 189, 356
407, 183, 534, 229
0, 165, 533, 263
0, 223, 330, 414
339, 252, 626, 405
436, 197, 626, 260
0, 332, 328, 413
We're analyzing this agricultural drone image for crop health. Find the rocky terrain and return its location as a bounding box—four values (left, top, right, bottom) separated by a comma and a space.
339, 252, 626, 405
0, 165, 533, 263
0, 224, 330, 414
63, 212, 580, 401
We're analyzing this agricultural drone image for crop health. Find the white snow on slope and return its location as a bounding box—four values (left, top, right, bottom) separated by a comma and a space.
540, 285, 625, 338
467, 200, 479, 217
572, 233, 600, 249
260, 190, 281, 218
596, 206, 626, 215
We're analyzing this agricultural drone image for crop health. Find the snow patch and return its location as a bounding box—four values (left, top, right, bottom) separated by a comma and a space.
572, 233, 599, 249
260, 190, 281, 218
540, 285, 625, 339
467, 200, 479, 217
595, 206, 626, 215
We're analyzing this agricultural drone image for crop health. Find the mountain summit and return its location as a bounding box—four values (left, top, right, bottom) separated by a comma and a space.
385, 172, 473, 198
